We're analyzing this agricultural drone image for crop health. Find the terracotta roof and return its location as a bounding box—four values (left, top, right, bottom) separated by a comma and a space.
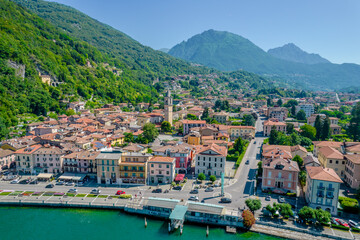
319, 146, 344, 159
345, 154, 360, 165
0, 149, 14, 158
264, 120, 286, 126
64, 150, 100, 160
196, 143, 227, 156
306, 166, 343, 183
263, 157, 300, 172
182, 120, 206, 124
15, 145, 43, 154
313, 141, 343, 148
148, 156, 175, 163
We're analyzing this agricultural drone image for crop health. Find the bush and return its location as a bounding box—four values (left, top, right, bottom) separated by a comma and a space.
209, 175, 216, 183
331, 224, 350, 231
286, 192, 296, 197
352, 227, 360, 233
120, 194, 132, 199
339, 196, 359, 213
242, 209, 255, 228
197, 173, 206, 181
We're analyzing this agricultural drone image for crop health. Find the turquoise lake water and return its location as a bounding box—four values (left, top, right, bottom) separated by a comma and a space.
0, 207, 281, 240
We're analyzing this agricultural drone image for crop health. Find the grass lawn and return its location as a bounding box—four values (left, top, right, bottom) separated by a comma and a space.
97, 195, 108, 198
31, 192, 44, 196
75, 194, 87, 197
9, 191, 23, 196
0, 192, 12, 195
86, 194, 98, 198
109, 195, 119, 198
66, 193, 76, 197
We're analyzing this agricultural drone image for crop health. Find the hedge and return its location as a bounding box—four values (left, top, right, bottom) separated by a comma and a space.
235, 143, 249, 168
331, 224, 350, 231
338, 196, 359, 213
352, 227, 360, 233
120, 194, 132, 199
286, 192, 296, 197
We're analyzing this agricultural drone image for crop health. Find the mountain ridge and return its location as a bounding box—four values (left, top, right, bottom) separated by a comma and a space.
268, 43, 330, 65
168, 29, 360, 91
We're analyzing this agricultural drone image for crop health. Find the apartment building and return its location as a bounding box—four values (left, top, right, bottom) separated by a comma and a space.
194, 144, 227, 177
119, 153, 152, 184
344, 154, 360, 189
147, 156, 176, 185
96, 149, 122, 185
296, 103, 314, 118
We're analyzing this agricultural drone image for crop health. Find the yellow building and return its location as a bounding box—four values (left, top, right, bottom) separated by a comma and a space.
108, 134, 125, 146
95, 149, 122, 185
187, 132, 201, 145
228, 126, 256, 140
119, 153, 152, 184
318, 146, 345, 178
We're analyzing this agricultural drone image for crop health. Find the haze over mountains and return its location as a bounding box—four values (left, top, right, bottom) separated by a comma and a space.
169, 30, 360, 91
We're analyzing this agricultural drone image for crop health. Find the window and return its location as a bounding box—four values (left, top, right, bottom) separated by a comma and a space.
336, 160, 338, 164
288, 183, 291, 188
107, 160, 109, 165
288, 173, 292, 180
102, 160, 104, 165
107, 167, 109, 171
268, 171, 272, 177
342, 161, 345, 165
151, 170, 154, 174
166, 171, 169, 174
159, 164, 162, 168
220, 164, 222, 168
267, 180, 271, 185
102, 166, 104, 171
151, 164, 154, 167
112, 167, 115, 172
112, 160, 114, 166
198, 162, 200, 166
203, 162, 205, 166
329, 160, 332, 164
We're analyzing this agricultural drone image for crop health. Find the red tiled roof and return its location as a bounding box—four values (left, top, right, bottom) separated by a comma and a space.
306, 166, 343, 183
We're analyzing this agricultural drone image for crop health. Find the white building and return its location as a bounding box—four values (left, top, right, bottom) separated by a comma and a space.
305, 166, 342, 215
195, 144, 227, 177
296, 104, 314, 118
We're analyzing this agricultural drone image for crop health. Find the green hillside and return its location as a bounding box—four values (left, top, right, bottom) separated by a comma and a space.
0, 0, 166, 133
12, 0, 209, 79
169, 30, 360, 91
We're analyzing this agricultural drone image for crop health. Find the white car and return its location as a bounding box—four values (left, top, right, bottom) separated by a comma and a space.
68, 188, 78, 193
10, 179, 19, 184
90, 188, 101, 194
188, 196, 199, 201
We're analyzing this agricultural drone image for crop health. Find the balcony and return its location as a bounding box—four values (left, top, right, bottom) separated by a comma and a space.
318, 186, 325, 190
326, 195, 334, 199
327, 187, 335, 191
317, 193, 324, 198
207, 166, 212, 170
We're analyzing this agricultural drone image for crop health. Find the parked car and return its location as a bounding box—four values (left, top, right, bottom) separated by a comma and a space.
10, 179, 19, 184
173, 186, 182, 191
254, 141, 257, 144
190, 189, 199, 194
331, 217, 339, 225
348, 220, 358, 228
205, 187, 214, 192
245, 160, 250, 165
45, 184, 54, 188
68, 188, 78, 193
265, 196, 271, 201
152, 188, 162, 193
19, 179, 29, 184
220, 197, 232, 203
278, 196, 285, 203
29, 180, 38, 185
335, 219, 349, 227
116, 190, 126, 195
56, 181, 64, 185
75, 182, 84, 187
189, 196, 199, 201
90, 188, 101, 194
65, 182, 74, 186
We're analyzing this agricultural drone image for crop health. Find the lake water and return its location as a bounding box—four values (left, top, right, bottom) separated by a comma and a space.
0, 207, 281, 240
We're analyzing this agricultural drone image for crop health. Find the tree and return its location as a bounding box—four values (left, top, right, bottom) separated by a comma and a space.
321, 116, 331, 140
284, 99, 298, 108
124, 132, 134, 143
291, 105, 296, 116
242, 209, 256, 228
298, 206, 315, 223
299, 170, 306, 187
201, 107, 209, 120
286, 123, 294, 134
315, 115, 322, 140
161, 121, 171, 133
243, 114, 255, 126
267, 98, 273, 107
296, 110, 306, 121
348, 102, 360, 141
293, 155, 303, 168
279, 203, 294, 218
300, 124, 316, 140
269, 126, 278, 145
209, 175, 216, 183
65, 109, 76, 116
197, 173, 206, 181
142, 123, 159, 142
257, 161, 263, 176
233, 137, 244, 154
0, 117, 9, 140
314, 208, 331, 224
186, 114, 198, 120
245, 199, 262, 213
277, 98, 283, 107
178, 125, 183, 135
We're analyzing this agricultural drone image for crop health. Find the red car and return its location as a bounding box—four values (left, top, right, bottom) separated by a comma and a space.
116, 190, 126, 195
336, 218, 349, 227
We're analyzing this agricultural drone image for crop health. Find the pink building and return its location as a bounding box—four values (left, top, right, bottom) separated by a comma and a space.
262, 157, 300, 194
263, 120, 286, 136
33, 146, 63, 174
147, 156, 176, 185
344, 154, 360, 189
181, 120, 206, 135
152, 143, 194, 174
0, 149, 15, 170
63, 151, 100, 178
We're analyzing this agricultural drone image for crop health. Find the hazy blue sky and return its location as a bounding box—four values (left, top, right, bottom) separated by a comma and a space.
49, 0, 360, 64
